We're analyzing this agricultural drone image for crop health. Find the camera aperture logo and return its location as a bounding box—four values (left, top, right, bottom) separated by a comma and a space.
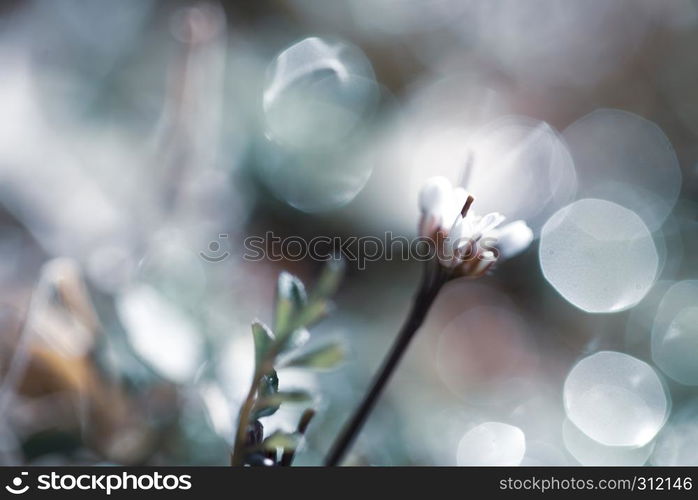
4, 471, 192, 495
5, 472, 29, 494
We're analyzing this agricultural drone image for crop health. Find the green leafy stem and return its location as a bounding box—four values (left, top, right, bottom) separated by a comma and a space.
231, 260, 345, 466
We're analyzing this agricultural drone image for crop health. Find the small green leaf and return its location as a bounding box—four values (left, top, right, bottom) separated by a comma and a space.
293, 299, 331, 329
275, 272, 307, 336
283, 342, 344, 370
251, 321, 274, 371
255, 390, 312, 410
254, 370, 280, 418
262, 431, 299, 451
311, 258, 345, 301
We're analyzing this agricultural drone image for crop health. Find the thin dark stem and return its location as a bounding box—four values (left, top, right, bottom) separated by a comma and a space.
324, 263, 448, 466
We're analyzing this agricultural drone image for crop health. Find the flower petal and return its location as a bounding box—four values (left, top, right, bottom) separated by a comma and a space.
489, 220, 534, 259
476, 212, 506, 236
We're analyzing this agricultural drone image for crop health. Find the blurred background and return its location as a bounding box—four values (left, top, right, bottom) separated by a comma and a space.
0, 0, 697, 466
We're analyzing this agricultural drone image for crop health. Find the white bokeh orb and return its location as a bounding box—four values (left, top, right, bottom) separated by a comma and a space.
521, 440, 569, 466
624, 281, 674, 359
563, 351, 668, 447
456, 422, 526, 466
562, 418, 654, 466
257, 140, 376, 212
652, 399, 698, 466
463, 116, 577, 234
651, 281, 698, 385
260, 37, 379, 212
540, 198, 658, 313
563, 109, 681, 230
263, 36, 378, 150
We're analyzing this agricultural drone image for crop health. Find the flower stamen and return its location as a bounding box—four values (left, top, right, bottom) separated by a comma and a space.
460, 194, 475, 218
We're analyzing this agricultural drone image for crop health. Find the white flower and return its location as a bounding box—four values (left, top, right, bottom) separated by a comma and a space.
443, 211, 505, 269
417, 176, 533, 277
